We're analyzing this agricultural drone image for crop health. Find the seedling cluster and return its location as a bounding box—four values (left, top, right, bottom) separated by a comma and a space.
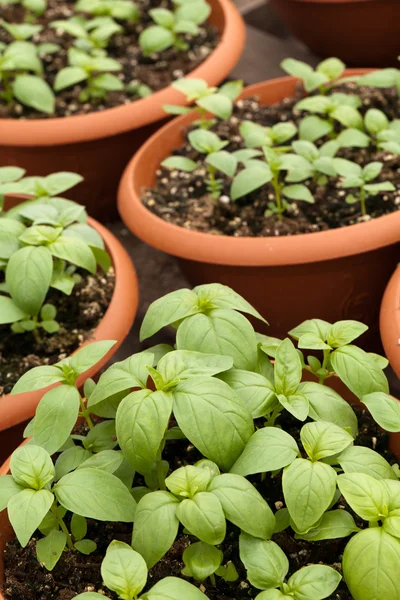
161, 57, 400, 220
0, 0, 212, 113
1, 283, 400, 599
0, 167, 110, 338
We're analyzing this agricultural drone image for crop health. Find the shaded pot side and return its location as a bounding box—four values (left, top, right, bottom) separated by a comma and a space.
380, 264, 400, 378
268, 0, 400, 67
0, 217, 139, 432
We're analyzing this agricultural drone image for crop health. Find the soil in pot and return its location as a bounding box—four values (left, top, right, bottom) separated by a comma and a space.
0, 0, 219, 119
2, 406, 393, 600
143, 82, 400, 237
0, 269, 114, 395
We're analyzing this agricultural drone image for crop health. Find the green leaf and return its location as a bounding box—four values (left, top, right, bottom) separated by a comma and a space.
317, 57, 345, 79
157, 350, 232, 383
188, 129, 227, 154
54, 468, 136, 522
13, 75, 55, 114
337, 473, 388, 521
297, 333, 330, 350
208, 473, 275, 539
131, 491, 179, 568
71, 513, 87, 540
337, 128, 370, 148
177, 492, 226, 545
331, 345, 389, 398
176, 308, 258, 371
161, 156, 197, 172
283, 459, 337, 533
140, 288, 199, 341
274, 338, 302, 396
298, 381, 358, 437
101, 540, 148, 599
362, 392, 400, 432
10, 444, 55, 490
54, 446, 91, 481
8, 488, 54, 547
287, 564, 341, 599
182, 541, 222, 581
54, 66, 88, 91
278, 393, 309, 421
365, 108, 389, 135
0, 475, 24, 511
6, 245, 53, 316
218, 369, 276, 418
36, 529, 67, 571
326, 320, 368, 347
173, 376, 254, 471
300, 421, 353, 461
75, 539, 97, 554
83, 420, 118, 452
281, 58, 313, 79
332, 105, 363, 129
299, 116, 333, 142
0, 296, 26, 325
0, 166, 25, 184
383, 516, 400, 539
197, 93, 233, 120
166, 465, 211, 498
231, 427, 298, 476
239, 532, 288, 590
219, 80, 243, 100
139, 26, 174, 54
290, 320, 331, 343
78, 450, 124, 474
142, 577, 208, 599
230, 165, 272, 200
33, 385, 80, 455
283, 184, 314, 203
48, 235, 96, 273
194, 282, 267, 323
343, 528, 400, 600
206, 151, 237, 177
68, 340, 116, 375
150, 7, 175, 28
362, 161, 383, 182
116, 389, 173, 474
357, 68, 398, 88
338, 445, 398, 480
296, 509, 359, 541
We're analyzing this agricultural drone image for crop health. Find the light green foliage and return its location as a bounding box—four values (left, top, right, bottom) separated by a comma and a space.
139, 0, 210, 55
0, 178, 110, 335
50, 16, 122, 51
281, 57, 345, 92
75, 0, 139, 21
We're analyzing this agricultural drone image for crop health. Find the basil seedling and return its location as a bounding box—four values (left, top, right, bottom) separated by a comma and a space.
0, 0, 47, 19
50, 16, 122, 51
75, 0, 139, 21
281, 56, 346, 93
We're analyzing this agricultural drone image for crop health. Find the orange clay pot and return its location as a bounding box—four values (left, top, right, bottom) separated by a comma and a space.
380, 264, 400, 378
118, 71, 400, 352
1, 375, 400, 595
0, 0, 245, 222
268, 0, 400, 67
0, 217, 139, 460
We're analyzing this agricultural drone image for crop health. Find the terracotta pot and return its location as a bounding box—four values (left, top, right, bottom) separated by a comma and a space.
1, 376, 400, 595
0, 0, 246, 222
268, 0, 400, 67
118, 72, 400, 352
0, 217, 139, 459
380, 264, 400, 378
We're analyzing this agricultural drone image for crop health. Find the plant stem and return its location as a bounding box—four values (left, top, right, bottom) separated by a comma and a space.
318, 349, 331, 385
272, 172, 283, 221
156, 458, 166, 490
51, 505, 74, 549
79, 393, 94, 430
210, 574, 216, 586
266, 405, 282, 427
360, 187, 367, 216
207, 166, 219, 200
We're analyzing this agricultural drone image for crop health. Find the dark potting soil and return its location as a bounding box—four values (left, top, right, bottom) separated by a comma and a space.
0, 0, 219, 118
0, 269, 114, 395
143, 82, 400, 237
3, 405, 395, 599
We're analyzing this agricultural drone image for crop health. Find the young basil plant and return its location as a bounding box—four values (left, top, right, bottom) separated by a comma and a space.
0, 21, 43, 41
333, 158, 395, 215
240, 532, 341, 599
50, 16, 122, 51
182, 541, 239, 584
75, 541, 209, 600
75, 0, 139, 21
163, 78, 243, 126
0, 41, 55, 113
357, 66, 400, 97
132, 464, 274, 568
139, 0, 210, 55
281, 56, 346, 93
54, 47, 122, 102
364, 109, 400, 155
295, 92, 363, 133
0, 0, 47, 19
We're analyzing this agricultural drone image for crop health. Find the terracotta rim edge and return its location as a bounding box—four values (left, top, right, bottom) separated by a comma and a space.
0, 0, 246, 146
118, 72, 400, 267
0, 218, 139, 431
380, 264, 400, 378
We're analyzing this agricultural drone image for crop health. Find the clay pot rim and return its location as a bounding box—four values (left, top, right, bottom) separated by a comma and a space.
283, 0, 384, 4
0, 217, 139, 431
380, 264, 400, 378
0, 0, 245, 147
118, 70, 400, 268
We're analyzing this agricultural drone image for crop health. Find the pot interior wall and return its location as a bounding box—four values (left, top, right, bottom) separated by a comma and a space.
178, 241, 400, 353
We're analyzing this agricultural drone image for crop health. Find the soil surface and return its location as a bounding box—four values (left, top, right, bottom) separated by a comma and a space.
0, 269, 114, 394
3, 404, 395, 599
0, 0, 219, 118
143, 82, 400, 236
